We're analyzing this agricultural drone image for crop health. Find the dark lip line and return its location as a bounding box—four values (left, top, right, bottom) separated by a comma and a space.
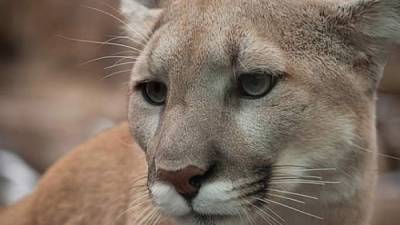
190, 212, 234, 221
181, 209, 234, 219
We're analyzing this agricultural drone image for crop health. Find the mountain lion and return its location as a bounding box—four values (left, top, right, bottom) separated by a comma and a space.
1, 0, 400, 225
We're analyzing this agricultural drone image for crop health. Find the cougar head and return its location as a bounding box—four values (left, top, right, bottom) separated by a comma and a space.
122, 0, 400, 224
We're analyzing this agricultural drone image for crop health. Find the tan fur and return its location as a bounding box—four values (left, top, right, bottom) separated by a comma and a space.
127, 0, 399, 225
0, 123, 172, 225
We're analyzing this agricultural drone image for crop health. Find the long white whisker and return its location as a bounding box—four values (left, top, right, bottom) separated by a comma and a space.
275, 168, 337, 172
111, 50, 138, 55
350, 142, 400, 161
113, 197, 150, 225
102, 69, 132, 80
143, 209, 159, 225
107, 57, 135, 69
134, 206, 155, 225
100, 36, 141, 49
241, 204, 257, 225
150, 212, 161, 225
267, 193, 305, 204
105, 61, 137, 69
82, 56, 138, 65
257, 198, 323, 220
107, 35, 147, 47
58, 35, 141, 52
237, 206, 246, 225
99, 1, 152, 45
249, 201, 282, 225
270, 180, 340, 185
263, 205, 286, 223
83, 6, 149, 43
269, 189, 318, 200
253, 207, 274, 225
151, 213, 162, 225
273, 174, 322, 180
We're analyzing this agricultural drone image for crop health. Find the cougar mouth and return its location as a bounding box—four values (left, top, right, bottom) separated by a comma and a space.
149, 166, 274, 222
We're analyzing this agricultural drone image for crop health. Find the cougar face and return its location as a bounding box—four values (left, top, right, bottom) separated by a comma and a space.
125, 0, 399, 224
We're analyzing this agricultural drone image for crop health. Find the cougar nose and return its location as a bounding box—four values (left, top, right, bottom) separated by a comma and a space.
157, 165, 206, 198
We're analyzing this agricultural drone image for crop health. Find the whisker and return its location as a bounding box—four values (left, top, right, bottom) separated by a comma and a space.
151, 213, 162, 225
237, 206, 246, 225
129, 194, 152, 205
58, 35, 141, 52
102, 69, 132, 80
239, 207, 251, 225
105, 61, 137, 69
274, 167, 337, 172
268, 189, 318, 200
83, 6, 149, 43
113, 197, 151, 225
129, 183, 148, 190
98, 2, 152, 44
262, 205, 286, 223
253, 207, 274, 225
272, 165, 310, 169
273, 171, 322, 180
133, 206, 155, 224
129, 184, 149, 194
243, 198, 276, 225
255, 197, 323, 220
107, 57, 134, 69
107, 35, 147, 48
110, 50, 139, 55
267, 193, 305, 204
128, 200, 152, 211
350, 142, 400, 161
142, 208, 159, 225
149, 212, 161, 225
81, 56, 138, 65
241, 202, 257, 225
130, 176, 147, 185
249, 201, 282, 225
100, 35, 141, 50
269, 180, 340, 185
272, 175, 322, 180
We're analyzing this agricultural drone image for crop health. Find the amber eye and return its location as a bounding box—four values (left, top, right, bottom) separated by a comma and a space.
141, 81, 167, 105
238, 73, 278, 98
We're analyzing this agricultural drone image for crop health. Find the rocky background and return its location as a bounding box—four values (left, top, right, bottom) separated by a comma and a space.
0, 0, 399, 224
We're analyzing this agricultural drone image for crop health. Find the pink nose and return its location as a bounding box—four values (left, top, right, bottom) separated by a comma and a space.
156, 166, 206, 198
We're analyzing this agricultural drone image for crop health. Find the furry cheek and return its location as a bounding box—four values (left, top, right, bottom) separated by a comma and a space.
129, 98, 161, 151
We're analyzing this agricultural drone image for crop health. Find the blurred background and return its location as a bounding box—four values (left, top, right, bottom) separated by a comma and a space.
0, 0, 398, 224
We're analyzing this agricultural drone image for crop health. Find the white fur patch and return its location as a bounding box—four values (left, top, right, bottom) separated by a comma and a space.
192, 181, 241, 216
150, 182, 191, 217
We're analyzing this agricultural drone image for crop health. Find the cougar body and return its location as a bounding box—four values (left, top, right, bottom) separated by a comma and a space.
0, 123, 172, 225
1, 0, 400, 225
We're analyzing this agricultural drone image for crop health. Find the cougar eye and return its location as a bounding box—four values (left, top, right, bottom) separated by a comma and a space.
141, 81, 167, 105
238, 73, 278, 98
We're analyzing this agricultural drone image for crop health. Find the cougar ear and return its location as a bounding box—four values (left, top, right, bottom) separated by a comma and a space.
120, 0, 163, 43
325, 0, 400, 56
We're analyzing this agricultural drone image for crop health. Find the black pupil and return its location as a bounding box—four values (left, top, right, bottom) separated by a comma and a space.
145, 82, 166, 104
